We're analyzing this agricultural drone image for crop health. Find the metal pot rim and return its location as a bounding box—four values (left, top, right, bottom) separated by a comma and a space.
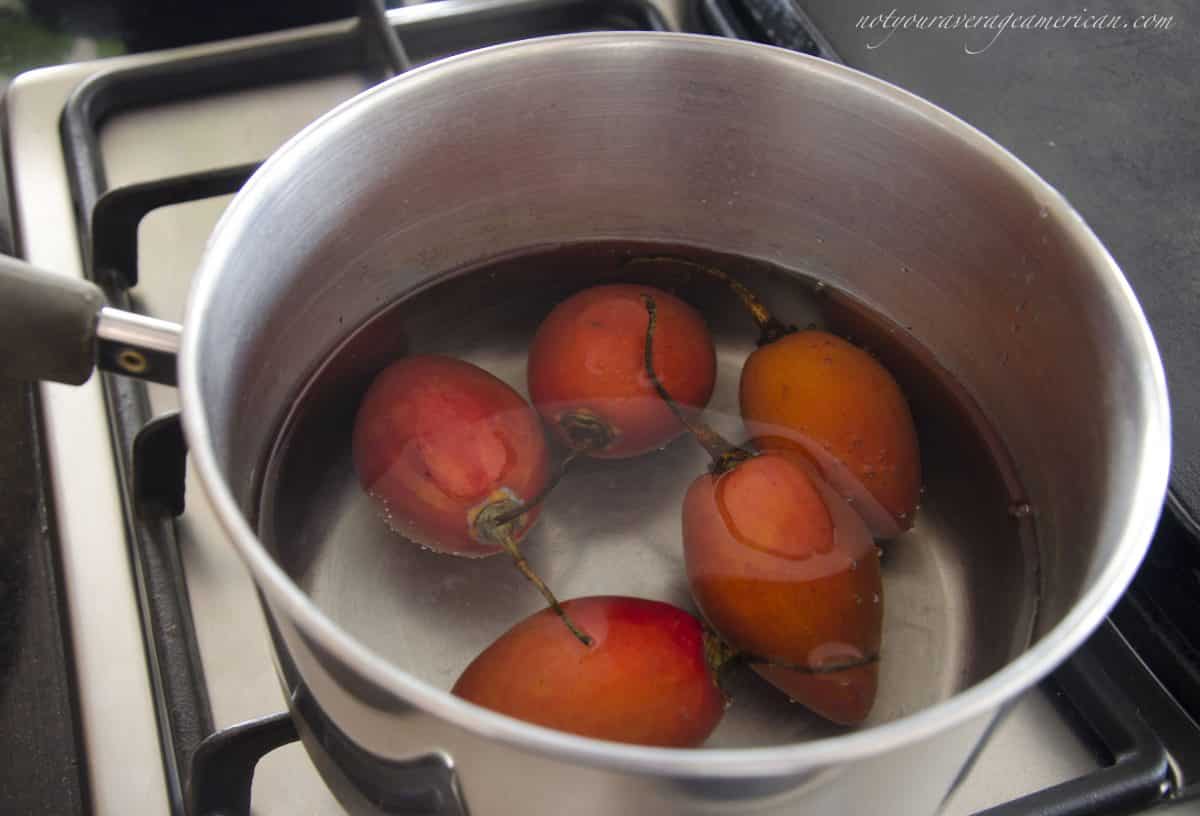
178, 31, 1170, 777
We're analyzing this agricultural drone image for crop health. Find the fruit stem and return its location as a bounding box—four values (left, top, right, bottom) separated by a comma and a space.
628, 256, 794, 346
474, 505, 593, 646
490, 410, 614, 528
490, 446, 583, 527
642, 295, 753, 475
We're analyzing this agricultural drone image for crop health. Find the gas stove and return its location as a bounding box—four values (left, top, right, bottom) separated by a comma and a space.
3, 2, 1199, 814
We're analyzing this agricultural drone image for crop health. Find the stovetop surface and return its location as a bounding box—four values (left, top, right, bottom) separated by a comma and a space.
1, 1, 1199, 815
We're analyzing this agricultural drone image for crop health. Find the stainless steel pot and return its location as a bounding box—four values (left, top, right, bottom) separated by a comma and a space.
1, 32, 1170, 816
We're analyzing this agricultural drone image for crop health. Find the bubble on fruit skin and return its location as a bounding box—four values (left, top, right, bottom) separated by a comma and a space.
366, 490, 399, 531
367, 488, 504, 557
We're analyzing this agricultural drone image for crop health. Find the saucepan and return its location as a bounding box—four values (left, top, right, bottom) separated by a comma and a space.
0, 33, 1169, 815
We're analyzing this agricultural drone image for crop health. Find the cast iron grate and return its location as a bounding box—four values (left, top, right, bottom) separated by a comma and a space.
972, 620, 1174, 815
1115, 507, 1200, 738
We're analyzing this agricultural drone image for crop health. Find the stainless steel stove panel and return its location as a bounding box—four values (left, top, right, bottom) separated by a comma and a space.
7, 61, 171, 816
101, 75, 370, 188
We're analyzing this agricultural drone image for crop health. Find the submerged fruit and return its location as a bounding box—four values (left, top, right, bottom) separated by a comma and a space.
352, 354, 549, 557
683, 451, 882, 725
640, 294, 883, 726
528, 284, 716, 458
453, 596, 726, 747
740, 330, 921, 536
624, 255, 921, 539
354, 354, 592, 643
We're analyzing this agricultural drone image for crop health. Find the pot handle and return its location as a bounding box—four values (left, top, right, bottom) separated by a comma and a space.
0, 254, 181, 386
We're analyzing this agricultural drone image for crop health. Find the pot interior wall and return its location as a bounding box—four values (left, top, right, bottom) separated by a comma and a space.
190, 35, 1162, 718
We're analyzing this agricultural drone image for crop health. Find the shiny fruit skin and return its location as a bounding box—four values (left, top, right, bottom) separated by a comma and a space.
740, 329, 921, 534
683, 451, 882, 725
452, 596, 725, 747
528, 284, 716, 458
353, 355, 549, 557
